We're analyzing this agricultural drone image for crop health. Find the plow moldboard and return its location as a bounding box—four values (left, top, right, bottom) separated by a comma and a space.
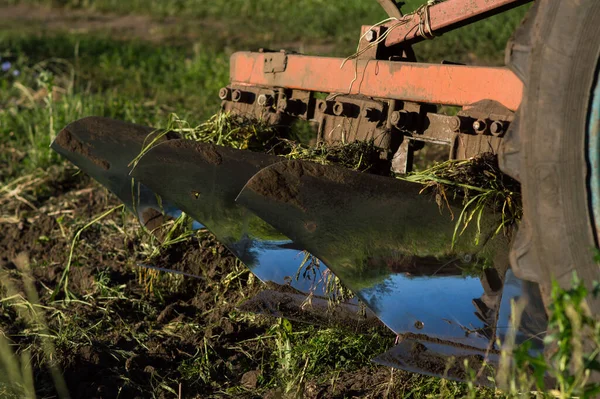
236, 159, 547, 351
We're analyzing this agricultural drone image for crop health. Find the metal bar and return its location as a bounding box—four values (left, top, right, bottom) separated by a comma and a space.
383, 0, 532, 47
230, 52, 523, 111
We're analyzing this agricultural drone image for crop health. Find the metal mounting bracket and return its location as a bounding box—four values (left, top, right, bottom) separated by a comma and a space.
264, 51, 288, 74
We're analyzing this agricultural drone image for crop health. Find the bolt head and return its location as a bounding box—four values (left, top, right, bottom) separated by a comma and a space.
333, 102, 344, 116
473, 120, 486, 133
218, 87, 229, 100
490, 121, 504, 136
232, 90, 242, 102
365, 29, 377, 42
449, 117, 461, 131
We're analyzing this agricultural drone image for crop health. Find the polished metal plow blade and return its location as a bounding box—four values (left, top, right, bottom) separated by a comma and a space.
51, 116, 188, 232
130, 139, 333, 295
236, 159, 547, 350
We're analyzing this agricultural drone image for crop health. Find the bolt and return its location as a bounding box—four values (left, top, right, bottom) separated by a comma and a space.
365, 29, 377, 42
317, 101, 327, 112
333, 102, 346, 116
473, 119, 487, 134
414, 321, 424, 330
490, 121, 505, 136
449, 116, 461, 132
218, 87, 230, 101
232, 90, 243, 102
304, 221, 317, 233
257, 94, 273, 106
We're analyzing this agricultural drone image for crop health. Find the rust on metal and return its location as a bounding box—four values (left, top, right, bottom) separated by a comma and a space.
383, 0, 532, 47
230, 52, 523, 111
263, 50, 288, 73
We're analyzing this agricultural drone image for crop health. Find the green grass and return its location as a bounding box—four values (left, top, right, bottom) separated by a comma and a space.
1, 0, 529, 60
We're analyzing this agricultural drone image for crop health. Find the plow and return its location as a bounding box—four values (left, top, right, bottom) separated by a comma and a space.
50, 0, 600, 386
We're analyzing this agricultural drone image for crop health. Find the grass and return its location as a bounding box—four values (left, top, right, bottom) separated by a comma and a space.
0, 0, 598, 397
1, 0, 529, 62
400, 153, 522, 248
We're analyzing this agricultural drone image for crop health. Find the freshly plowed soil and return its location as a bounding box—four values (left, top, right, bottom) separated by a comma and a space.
0, 168, 271, 397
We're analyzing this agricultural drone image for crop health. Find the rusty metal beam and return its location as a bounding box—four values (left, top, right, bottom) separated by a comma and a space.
230, 52, 523, 111
383, 0, 532, 47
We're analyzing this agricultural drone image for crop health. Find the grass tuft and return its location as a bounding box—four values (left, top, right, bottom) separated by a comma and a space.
399, 152, 522, 246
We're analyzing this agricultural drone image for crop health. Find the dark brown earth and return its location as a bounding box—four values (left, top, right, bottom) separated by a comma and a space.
54, 129, 110, 170
0, 169, 263, 397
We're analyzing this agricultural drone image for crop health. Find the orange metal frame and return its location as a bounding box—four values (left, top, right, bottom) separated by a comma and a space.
230, 53, 523, 111
383, 0, 532, 46
228, 0, 530, 111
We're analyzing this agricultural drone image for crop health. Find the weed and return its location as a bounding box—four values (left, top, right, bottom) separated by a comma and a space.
400, 153, 522, 247
52, 203, 125, 301
0, 253, 69, 398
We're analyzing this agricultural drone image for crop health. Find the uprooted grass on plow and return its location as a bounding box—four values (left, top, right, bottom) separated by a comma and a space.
399, 153, 522, 246
178, 112, 388, 173
134, 112, 383, 168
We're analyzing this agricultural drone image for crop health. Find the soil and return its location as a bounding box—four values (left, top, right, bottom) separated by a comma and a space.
0, 168, 269, 397
54, 128, 110, 170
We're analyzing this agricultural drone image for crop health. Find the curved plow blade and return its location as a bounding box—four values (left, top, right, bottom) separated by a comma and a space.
52, 117, 205, 277
130, 140, 335, 296
236, 159, 547, 350
51, 116, 192, 230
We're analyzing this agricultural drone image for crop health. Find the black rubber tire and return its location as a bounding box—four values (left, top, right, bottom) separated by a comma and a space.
500, 0, 600, 310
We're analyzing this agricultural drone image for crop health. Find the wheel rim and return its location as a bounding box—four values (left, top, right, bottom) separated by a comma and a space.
588, 60, 600, 240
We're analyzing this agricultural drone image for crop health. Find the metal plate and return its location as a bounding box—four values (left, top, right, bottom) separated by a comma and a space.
51, 116, 194, 232
131, 140, 333, 295
237, 159, 547, 349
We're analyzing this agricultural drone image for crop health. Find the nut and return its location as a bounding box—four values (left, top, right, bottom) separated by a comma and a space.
490, 121, 505, 136
473, 119, 487, 134
333, 102, 345, 116
365, 29, 377, 42
218, 87, 230, 100
232, 90, 242, 102
257, 94, 273, 106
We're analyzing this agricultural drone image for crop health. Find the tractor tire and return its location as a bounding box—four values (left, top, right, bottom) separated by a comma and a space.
500, 0, 600, 311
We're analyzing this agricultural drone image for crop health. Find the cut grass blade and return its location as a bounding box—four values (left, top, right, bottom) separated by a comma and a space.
51, 204, 125, 301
